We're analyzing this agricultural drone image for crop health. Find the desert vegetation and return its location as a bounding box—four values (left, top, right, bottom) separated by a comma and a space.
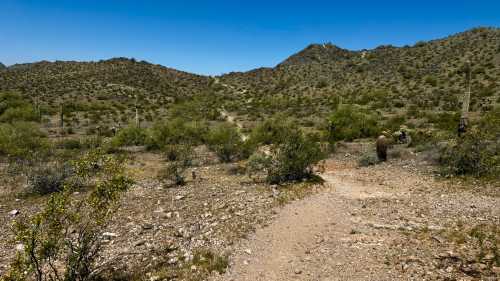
0, 27, 499, 280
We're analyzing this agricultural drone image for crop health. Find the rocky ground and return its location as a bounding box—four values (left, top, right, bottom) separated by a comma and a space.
0, 144, 499, 280
211, 145, 499, 281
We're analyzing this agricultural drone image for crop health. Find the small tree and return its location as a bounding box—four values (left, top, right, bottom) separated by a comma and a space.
111, 125, 147, 147
0, 122, 48, 160
247, 115, 296, 146
207, 124, 244, 163
327, 104, 379, 142
4, 150, 133, 281
158, 145, 193, 186
266, 128, 325, 184
439, 129, 499, 178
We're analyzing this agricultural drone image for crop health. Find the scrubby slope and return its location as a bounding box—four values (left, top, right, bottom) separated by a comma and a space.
219, 27, 500, 128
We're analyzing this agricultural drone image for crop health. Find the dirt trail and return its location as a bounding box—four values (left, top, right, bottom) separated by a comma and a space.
211, 159, 499, 281
212, 169, 401, 281
219, 109, 248, 141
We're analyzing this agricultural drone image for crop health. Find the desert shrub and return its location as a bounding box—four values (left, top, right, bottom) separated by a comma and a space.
0, 105, 39, 123
0, 122, 48, 159
384, 115, 406, 132
0, 92, 40, 122
111, 125, 147, 147
159, 161, 188, 186
327, 104, 380, 142
4, 150, 133, 281
26, 163, 75, 195
266, 128, 325, 184
56, 138, 82, 150
168, 98, 221, 121
158, 144, 193, 186
246, 151, 273, 180
164, 144, 193, 163
80, 136, 103, 149
0, 92, 29, 114
191, 249, 229, 275
358, 152, 380, 167
206, 124, 244, 162
408, 129, 438, 147
424, 75, 438, 87
247, 115, 296, 146
147, 118, 208, 150
477, 107, 500, 137
426, 112, 461, 131
439, 130, 499, 178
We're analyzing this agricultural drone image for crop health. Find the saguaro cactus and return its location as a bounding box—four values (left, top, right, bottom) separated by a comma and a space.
135, 95, 140, 128
458, 60, 471, 136
60, 103, 64, 129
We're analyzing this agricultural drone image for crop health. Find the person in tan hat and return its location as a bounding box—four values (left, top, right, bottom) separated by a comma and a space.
376, 131, 390, 161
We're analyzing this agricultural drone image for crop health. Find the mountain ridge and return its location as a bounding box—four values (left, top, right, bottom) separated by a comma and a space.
0, 26, 498, 128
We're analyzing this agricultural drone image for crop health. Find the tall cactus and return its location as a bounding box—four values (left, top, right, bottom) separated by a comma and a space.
458, 60, 471, 136
461, 60, 472, 119
60, 103, 64, 129
135, 95, 140, 128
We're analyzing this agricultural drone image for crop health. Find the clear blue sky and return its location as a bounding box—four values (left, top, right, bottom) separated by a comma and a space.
1, 0, 499, 75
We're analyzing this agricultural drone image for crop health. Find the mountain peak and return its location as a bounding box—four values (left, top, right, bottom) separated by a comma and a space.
278, 43, 355, 67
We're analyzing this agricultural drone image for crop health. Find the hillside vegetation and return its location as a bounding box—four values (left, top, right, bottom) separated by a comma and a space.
0, 58, 211, 131
219, 27, 499, 131
0, 27, 499, 281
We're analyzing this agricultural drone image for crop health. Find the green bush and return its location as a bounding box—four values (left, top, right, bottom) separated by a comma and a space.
0, 92, 39, 122
168, 98, 221, 121
477, 107, 500, 137
159, 161, 188, 186
0, 92, 29, 115
158, 145, 193, 186
0, 122, 47, 159
147, 118, 208, 150
246, 151, 273, 180
111, 125, 147, 147
327, 104, 380, 142
0, 106, 39, 122
266, 128, 325, 184
164, 144, 193, 163
56, 139, 82, 150
439, 130, 499, 178
426, 112, 461, 131
207, 124, 244, 162
358, 152, 380, 167
4, 150, 133, 281
248, 115, 296, 146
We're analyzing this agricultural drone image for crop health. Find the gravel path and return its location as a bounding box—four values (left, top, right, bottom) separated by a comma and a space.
212, 160, 500, 281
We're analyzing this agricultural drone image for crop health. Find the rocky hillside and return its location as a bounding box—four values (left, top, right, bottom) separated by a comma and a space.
0, 58, 213, 130
0, 58, 210, 114
0, 27, 498, 132
219, 27, 500, 127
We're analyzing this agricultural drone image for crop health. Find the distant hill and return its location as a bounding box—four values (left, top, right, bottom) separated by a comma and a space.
0, 58, 215, 129
219, 27, 500, 127
1, 27, 498, 132
0, 62, 5, 70
1, 57, 209, 98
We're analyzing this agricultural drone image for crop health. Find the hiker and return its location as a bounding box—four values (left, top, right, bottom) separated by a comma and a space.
376, 134, 389, 162
458, 118, 467, 137
398, 125, 412, 146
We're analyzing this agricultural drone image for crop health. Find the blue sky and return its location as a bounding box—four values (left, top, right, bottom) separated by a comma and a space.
1, 1, 499, 75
